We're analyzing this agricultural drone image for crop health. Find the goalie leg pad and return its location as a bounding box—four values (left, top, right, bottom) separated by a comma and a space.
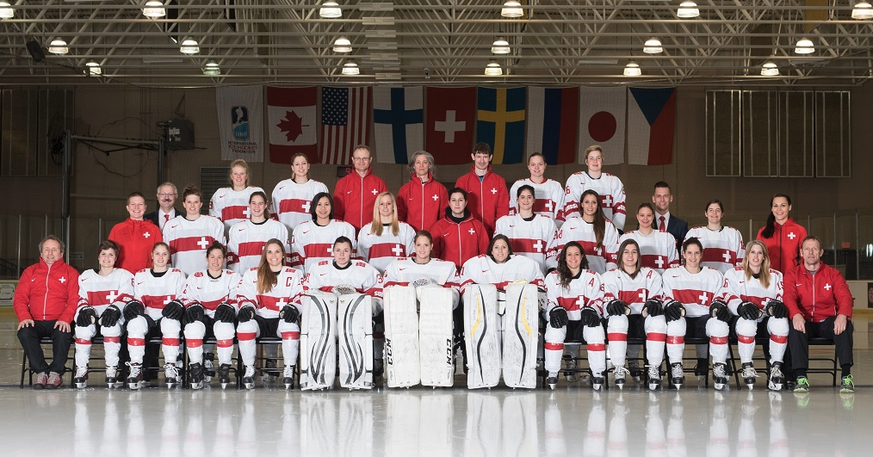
502, 283, 539, 389
384, 286, 421, 388
299, 292, 337, 391
463, 284, 500, 389
419, 286, 455, 387
338, 293, 374, 390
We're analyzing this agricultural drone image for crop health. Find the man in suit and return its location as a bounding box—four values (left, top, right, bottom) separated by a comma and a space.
652, 181, 688, 255
145, 182, 182, 231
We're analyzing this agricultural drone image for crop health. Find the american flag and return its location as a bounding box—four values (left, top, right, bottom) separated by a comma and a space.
320, 86, 371, 165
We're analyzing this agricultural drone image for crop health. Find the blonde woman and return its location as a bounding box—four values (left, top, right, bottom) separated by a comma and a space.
357, 192, 416, 273
210, 159, 266, 231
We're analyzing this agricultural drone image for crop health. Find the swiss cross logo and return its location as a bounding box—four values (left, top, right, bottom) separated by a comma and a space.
787, 232, 796, 240
601, 195, 613, 207
468, 228, 476, 235
824, 283, 832, 291
371, 189, 379, 195
432, 194, 439, 201
59, 276, 66, 284
143, 232, 151, 239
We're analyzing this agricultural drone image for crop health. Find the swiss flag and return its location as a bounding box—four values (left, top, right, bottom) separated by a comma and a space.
267, 86, 318, 164
426, 87, 476, 165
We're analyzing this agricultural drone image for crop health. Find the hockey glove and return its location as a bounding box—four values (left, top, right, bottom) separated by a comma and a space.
237, 306, 256, 323
606, 299, 630, 317
76, 307, 97, 327
99, 305, 121, 327
549, 307, 569, 328
123, 300, 145, 321
737, 301, 761, 321
709, 300, 730, 322
664, 300, 685, 322
580, 307, 601, 328
334, 284, 357, 296
214, 302, 236, 323
643, 298, 663, 318
280, 305, 300, 324
766, 300, 789, 319
184, 303, 205, 325
161, 300, 185, 321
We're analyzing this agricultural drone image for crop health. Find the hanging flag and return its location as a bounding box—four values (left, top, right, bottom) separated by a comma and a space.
373, 87, 424, 164
627, 87, 676, 166
578, 86, 627, 165
477, 87, 526, 164
266, 86, 318, 164
216, 85, 264, 162
425, 86, 476, 165
526, 87, 579, 165
320, 86, 371, 165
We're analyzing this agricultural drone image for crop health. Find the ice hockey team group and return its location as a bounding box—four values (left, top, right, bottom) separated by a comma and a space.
14, 143, 855, 395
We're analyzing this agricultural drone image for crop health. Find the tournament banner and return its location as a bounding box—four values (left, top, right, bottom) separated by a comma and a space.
320, 86, 371, 165
373, 87, 424, 164
425, 86, 477, 165
216, 85, 264, 162
266, 86, 318, 164
627, 87, 676, 166
476, 87, 526, 165
526, 87, 579, 165
579, 86, 627, 165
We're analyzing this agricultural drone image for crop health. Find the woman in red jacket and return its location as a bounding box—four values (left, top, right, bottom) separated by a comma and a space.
756, 193, 807, 274
430, 187, 489, 270
397, 150, 448, 233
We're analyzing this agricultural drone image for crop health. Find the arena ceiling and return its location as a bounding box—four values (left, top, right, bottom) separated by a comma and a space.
1, 0, 873, 87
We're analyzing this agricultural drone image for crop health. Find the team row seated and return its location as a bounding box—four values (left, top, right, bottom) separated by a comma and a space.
23, 224, 850, 392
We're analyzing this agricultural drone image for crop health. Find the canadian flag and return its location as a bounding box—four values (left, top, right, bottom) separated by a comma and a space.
267, 86, 318, 164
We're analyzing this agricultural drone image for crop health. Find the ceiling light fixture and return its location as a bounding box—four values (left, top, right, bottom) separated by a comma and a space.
677, 1, 699, 18
794, 38, 814, 54
180, 39, 200, 54
501, 1, 523, 18
333, 36, 352, 53
341, 61, 359, 75
852, 1, 873, 19
48, 39, 69, 55
85, 61, 101, 76
484, 60, 503, 76
0, 2, 14, 19
203, 60, 221, 76
319, 1, 342, 19
491, 37, 510, 55
623, 61, 641, 76
142, 1, 167, 18
643, 38, 663, 54
761, 61, 779, 76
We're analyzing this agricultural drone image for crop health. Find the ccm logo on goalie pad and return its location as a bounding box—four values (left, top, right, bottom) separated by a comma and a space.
386, 339, 394, 365
446, 339, 453, 365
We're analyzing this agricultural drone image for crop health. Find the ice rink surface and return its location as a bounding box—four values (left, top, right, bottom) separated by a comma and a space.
1, 314, 870, 456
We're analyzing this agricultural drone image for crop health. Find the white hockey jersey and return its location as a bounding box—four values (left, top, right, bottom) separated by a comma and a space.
303, 259, 383, 300
227, 219, 292, 273
543, 269, 605, 320
508, 178, 565, 224
236, 266, 306, 319
494, 214, 558, 274
382, 257, 460, 289
661, 266, 724, 318
559, 171, 627, 230
684, 226, 745, 274
600, 267, 663, 315
163, 215, 226, 277
180, 269, 242, 313
133, 268, 187, 319
357, 222, 416, 273
290, 219, 357, 273
720, 267, 783, 315
270, 178, 329, 233
77, 268, 135, 314
459, 254, 545, 293
618, 230, 679, 274
209, 186, 266, 231
549, 216, 619, 274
